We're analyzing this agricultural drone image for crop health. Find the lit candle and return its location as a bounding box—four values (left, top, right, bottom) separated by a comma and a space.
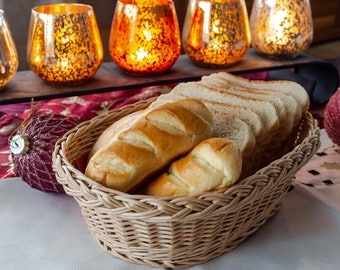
109, 0, 181, 75
250, 0, 313, 59
182, 0, 251, 67
27, 3, 103, 85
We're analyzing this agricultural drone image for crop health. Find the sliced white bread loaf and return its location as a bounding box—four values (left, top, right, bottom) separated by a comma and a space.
210, 73, 302, 130
150, 81, 280, 158
214, 72, 309, 113
198, 80, 291, 141
171, 82, 280, 137
199, 77, 295, 144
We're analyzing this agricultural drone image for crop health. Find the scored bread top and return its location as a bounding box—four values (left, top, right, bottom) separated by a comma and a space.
145, 137, 242, 197
85, 98, 213, 192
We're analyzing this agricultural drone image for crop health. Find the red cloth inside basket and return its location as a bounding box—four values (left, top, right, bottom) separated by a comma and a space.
75, 155, 88, 174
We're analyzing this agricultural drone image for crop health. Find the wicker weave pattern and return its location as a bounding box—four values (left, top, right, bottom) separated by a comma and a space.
53, 98, 320, 269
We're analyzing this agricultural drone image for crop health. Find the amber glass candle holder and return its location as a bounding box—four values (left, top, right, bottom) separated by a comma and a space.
182, 0, 251, 68
250, 0, 313, 59
0, 10, 18, 89
109, 0, 181, 75
27, 3, 103, 86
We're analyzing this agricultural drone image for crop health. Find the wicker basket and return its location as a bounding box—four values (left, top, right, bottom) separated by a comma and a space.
53, 98, 320, 269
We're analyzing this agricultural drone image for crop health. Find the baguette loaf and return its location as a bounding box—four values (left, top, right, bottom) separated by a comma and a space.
85, 98, 213, 193
145, 137, 242, 197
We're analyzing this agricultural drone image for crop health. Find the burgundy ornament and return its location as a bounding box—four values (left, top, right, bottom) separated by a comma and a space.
9, 113, 79, 193
324, 89, 340, 145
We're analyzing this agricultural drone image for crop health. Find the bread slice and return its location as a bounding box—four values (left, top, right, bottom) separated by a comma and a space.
199, 99, 264, 139
211, 111, 256, 158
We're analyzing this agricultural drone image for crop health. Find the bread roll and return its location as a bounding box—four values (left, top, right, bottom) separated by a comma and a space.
145, 137, 242, 197
85, 98, 213, 193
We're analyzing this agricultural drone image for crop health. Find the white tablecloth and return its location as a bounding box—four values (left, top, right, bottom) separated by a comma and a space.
1, 129, 339, 270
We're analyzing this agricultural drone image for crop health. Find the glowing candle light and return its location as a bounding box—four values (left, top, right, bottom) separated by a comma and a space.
27, 3, 103, 85
109, 0, 181, 75
250, 0, 313, 59
182, 0, 251, 67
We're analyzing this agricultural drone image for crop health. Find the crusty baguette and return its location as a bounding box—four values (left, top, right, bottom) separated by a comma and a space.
85, 98, 213, 193
145, 137, 242, 197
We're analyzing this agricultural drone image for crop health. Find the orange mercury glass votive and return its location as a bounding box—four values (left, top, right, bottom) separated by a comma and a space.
182, 0, 251, 67
109, 0, 181, 75
27, 3, 103, 86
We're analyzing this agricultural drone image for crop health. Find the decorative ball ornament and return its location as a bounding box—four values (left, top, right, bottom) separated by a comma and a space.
324, 89, 340, 145
9, 112, 79, 193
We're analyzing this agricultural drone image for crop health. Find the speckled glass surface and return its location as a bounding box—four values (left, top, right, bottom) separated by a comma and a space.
182, 0, 251, 67
109, 0, 181, 75
27, 3, 103, 85
250, 0, 313, 59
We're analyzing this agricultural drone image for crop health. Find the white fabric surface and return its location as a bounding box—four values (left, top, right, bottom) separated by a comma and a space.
1, 129, 339, 270
294, 130, 340, 212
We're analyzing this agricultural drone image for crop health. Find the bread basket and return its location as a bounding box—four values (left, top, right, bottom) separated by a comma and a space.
53, 97, 320, 269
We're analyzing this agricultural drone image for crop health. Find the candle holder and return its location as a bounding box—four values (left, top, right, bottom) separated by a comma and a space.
0, 10, 18, 89
27, 3, 103, 86
182, 0, 251, 68
250, 0, 313, 59
109, 0, 181, 76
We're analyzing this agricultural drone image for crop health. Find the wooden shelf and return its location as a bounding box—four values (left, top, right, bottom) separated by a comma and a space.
0, 49, 338, 105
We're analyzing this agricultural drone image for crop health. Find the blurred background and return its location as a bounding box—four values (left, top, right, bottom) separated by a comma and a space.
2, 0, 340, 71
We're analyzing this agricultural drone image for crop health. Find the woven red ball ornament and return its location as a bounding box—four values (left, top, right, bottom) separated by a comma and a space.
9, 113, 79, 193
324, 89, 340, 145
